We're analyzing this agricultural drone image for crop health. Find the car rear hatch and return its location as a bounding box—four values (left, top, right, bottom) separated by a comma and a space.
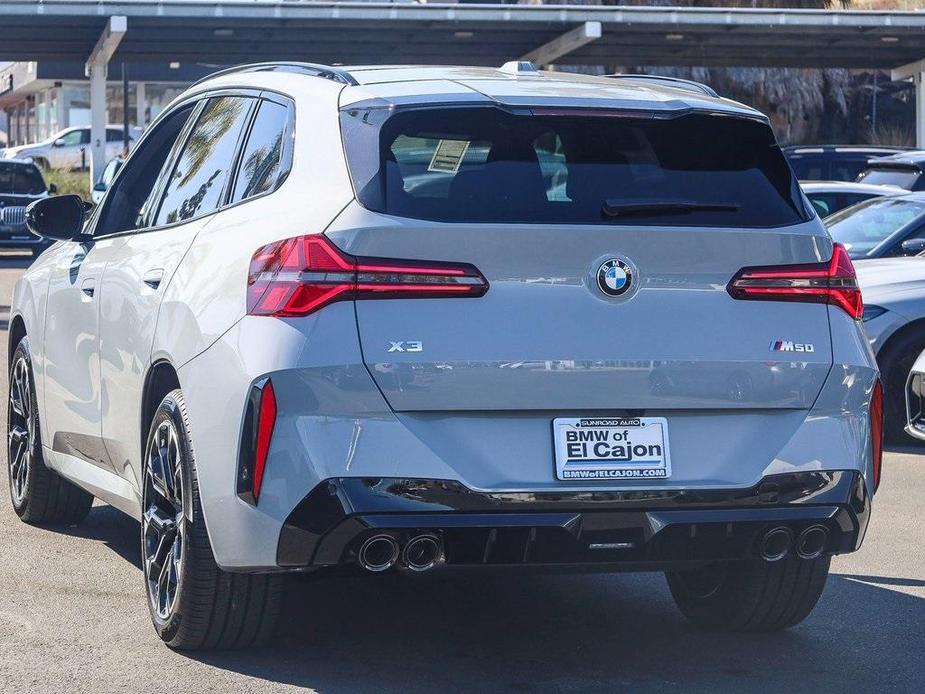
327, 99, 835, 414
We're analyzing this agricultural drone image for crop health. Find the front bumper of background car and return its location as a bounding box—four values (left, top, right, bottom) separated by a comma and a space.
276, 470, 870, 572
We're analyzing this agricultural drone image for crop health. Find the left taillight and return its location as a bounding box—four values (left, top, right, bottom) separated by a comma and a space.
237, 379, 277, 505
247, 235, 488, 317
871, 380, 883, 492
727, 243, 863, 320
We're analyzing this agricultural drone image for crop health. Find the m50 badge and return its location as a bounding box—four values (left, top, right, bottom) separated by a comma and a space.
770, 340, 815, 353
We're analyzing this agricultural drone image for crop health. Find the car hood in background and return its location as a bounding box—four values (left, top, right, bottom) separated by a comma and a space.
856, 257, 925, 301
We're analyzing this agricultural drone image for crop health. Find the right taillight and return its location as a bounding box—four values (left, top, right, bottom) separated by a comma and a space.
247, 235, 488, 317
871, 380, 883, 492
727, 243, 863, 320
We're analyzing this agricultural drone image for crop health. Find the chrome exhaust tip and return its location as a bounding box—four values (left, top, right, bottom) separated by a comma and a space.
759, 526, 793, 562
402, 534, 442, 572
358, 534, 400, 572
796, 525, 829, 560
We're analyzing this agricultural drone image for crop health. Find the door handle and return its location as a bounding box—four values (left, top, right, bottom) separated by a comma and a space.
143, 268, 164, 290
80, 278, 95, 299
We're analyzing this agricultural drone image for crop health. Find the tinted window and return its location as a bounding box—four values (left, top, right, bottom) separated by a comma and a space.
825, 197, 925, 258
231, 100, 289, 203
857, 167, 920, 189
106, 129, 126, 142
94, 105, 196, 236
341, 107, 807, 227
0, 162, 46, 195
155, 96, 253, 226
789, 157, 825, 181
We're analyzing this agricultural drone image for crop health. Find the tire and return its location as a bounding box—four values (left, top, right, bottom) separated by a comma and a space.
7, 337, 94, 524
666, 555, 831, 632
142, 388, 283, 650
878, 329, 925, 444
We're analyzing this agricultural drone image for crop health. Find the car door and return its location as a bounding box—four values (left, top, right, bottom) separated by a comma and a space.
50, 128, 90, 170
97, 94, 257, 483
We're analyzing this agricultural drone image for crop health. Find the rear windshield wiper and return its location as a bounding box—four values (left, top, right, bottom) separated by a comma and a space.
601, 199, 740, 218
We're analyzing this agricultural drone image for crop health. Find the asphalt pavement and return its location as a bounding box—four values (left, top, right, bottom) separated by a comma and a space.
0, 252, 922, 693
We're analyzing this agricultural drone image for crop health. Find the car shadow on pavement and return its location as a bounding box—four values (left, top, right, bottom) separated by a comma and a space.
33, 503, 925, 693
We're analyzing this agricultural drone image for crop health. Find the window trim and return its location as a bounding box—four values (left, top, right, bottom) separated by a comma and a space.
88, 86, 294, 241
222, 91, 295, 211
149, 94, 258, 228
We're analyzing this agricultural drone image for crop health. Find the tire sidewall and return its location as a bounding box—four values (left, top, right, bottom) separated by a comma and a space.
142, 391, 200, 644
8, 337, 41, 516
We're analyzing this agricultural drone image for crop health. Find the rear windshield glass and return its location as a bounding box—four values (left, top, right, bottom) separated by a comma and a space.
340, 106, 808, 227
857, 167, 920, 189
825, 197, 925, 258
0, 162, 46, 195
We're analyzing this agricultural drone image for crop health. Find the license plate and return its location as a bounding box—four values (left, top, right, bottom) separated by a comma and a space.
553, 417, 671, 481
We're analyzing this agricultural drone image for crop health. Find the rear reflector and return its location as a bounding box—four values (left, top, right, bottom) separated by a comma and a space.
248, 235, 488, 317
237, 378, 277, 505
871, 380, 883, 492
727, 243, 863, 320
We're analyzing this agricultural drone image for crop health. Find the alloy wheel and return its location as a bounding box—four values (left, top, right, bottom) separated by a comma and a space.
142, 419, 185, 622
7, 355, 32, 505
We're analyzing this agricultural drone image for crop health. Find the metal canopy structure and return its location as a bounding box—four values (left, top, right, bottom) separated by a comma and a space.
5, 1, 925, 169
1, 1, 925, 69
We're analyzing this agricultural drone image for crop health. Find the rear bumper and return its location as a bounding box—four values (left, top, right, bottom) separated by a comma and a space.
277, 470, 870, 571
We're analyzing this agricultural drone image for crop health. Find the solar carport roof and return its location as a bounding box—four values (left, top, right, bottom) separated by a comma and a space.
2, 1, 925, 69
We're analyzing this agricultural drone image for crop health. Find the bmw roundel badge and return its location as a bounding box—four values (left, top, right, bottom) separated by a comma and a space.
597, 258, 633, 297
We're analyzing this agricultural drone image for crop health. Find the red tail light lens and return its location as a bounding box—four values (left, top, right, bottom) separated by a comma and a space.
252, 380, 277, 502
248, 235, 488, 317
727, 243, 863, 320
871, 380, 883, 492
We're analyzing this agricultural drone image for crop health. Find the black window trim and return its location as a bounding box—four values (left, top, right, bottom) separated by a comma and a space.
89, 86, 295, 240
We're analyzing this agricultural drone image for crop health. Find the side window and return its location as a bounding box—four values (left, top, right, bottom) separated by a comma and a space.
154, 96, 253, 226
58, 130, 85, 146
106, 129, 124, 142
231, 100, 291, 203
93, 104, 197, 237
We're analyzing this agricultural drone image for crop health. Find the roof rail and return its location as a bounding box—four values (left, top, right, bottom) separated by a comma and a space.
604, 74, 719, 99
191, 62, 358, 88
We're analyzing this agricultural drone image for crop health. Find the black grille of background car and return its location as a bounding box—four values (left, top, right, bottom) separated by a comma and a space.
0, 206, 26, 226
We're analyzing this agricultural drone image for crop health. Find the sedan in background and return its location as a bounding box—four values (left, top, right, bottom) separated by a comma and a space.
1, 125, 138, 171
825, 193, 925, 259
801, 180, 900, 218
856, 256, 925, 442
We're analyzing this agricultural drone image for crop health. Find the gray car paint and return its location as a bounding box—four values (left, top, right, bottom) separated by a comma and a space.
10, 65, 880, 571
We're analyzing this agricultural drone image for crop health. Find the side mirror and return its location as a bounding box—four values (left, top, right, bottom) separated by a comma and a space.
25, 195, 91, 241
92, 182, 107, 192
47, 183, 58, 194
901, 238, 925, 255
52, 138, 66, 148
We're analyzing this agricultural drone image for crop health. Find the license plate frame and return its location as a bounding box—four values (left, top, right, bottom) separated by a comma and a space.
553, 416, 671, 481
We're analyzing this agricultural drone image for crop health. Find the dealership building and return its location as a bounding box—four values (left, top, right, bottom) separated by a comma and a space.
0, 60, 213, 146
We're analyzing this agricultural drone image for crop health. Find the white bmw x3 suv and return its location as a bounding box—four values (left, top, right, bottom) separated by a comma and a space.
9, 62, 879, 649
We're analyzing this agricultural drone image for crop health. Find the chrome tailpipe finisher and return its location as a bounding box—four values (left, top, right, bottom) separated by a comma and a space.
401, 534, 443, 572
357, 534, 400, 572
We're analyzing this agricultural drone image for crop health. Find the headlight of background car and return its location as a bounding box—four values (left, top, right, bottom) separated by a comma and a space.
862, 305, 887, 322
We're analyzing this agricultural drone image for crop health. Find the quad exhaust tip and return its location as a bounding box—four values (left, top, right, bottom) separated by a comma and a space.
402, 534, 443, 572
759, 526, 793, 562
796, 525, 829, 560
358, 534, 400, 572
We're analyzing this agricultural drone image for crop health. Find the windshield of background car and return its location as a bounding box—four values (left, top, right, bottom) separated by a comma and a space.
0, 162, 47, 194
857, 166, 920, 189
825, 197, 925, 257
339, 106, 808, 227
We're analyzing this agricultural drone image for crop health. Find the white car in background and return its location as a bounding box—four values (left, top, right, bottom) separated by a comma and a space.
1, 125, 138, 170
